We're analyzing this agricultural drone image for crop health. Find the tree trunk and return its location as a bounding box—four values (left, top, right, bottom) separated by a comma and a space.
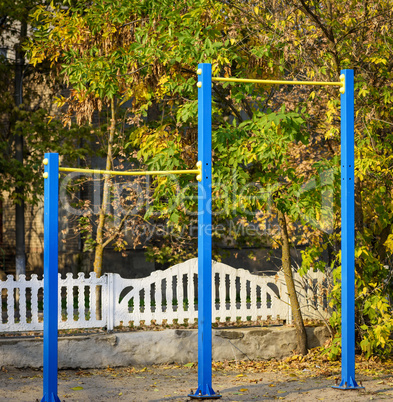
277, 209, 308, 355
14, 21, 27, 279
93, 99, 116, 320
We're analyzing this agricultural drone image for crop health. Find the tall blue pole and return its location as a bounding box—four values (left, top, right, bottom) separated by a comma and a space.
333, 70, 362, 390
42, 153, 61, 402
189, 64, 220, 399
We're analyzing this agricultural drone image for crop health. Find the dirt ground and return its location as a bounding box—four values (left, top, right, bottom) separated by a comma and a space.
1, 362, 393, 402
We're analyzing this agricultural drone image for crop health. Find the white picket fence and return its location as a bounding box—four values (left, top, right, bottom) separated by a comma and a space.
0, 258, 330, 333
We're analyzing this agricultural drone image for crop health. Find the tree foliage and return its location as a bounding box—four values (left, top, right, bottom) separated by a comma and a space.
0, 0, 89, 206
230, 0, 393, 359
27, 0, 393, 357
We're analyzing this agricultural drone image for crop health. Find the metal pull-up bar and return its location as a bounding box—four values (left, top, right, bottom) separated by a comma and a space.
41, 63, 358, 402
41, 157, 202, 402
191, 64, 359, 399
43, 162, 203, 181
210, 75, 345, 94
58, 166, 201, 178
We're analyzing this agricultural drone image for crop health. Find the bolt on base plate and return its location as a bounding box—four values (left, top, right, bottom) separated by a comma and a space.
188, 388, 222, 399
332, 377, 365, 390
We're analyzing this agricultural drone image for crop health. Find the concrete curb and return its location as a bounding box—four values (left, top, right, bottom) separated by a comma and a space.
0, 326, 330, 369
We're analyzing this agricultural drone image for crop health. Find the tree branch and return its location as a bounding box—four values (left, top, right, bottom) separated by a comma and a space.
297, 0, 335, 43
120, 18, 149, 29
212, 83, 244, 123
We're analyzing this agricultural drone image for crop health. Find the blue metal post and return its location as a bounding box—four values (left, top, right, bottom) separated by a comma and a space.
189, 64, 221, 399
333, 70, 362, 390
42, 153, 61, 402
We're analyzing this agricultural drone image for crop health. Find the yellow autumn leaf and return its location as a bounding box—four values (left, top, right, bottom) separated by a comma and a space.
239, 388, 248, 392
71, 386, 83, 391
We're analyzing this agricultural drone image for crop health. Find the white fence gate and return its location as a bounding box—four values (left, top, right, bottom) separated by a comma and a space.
0, 258, 330, 333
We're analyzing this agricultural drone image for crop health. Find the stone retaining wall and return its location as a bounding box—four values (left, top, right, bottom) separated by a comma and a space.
0, 326, 330, 369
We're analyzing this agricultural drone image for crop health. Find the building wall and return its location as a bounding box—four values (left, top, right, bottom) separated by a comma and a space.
1, 193, 44, 276
0, 191, 157, 279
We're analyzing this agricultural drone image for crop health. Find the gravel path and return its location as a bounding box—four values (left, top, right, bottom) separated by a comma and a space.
1, 365, 393, 401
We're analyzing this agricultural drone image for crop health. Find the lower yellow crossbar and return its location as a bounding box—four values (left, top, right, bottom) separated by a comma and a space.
58, 161, 202, 181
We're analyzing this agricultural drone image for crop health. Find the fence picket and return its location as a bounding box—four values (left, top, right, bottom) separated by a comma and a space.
6, 276, 14, 326
77, 273, 84, 323
19, 281, 27, 326
31, 275, 40, 325
239, 269, 248, 321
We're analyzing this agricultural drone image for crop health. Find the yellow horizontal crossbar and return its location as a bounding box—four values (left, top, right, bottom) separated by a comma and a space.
212, 76, 345, 93
59, 166, 201, 180
59, 167, 200, 176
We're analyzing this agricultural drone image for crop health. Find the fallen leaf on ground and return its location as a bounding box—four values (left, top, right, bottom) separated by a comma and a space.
71, 386, 83, 391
